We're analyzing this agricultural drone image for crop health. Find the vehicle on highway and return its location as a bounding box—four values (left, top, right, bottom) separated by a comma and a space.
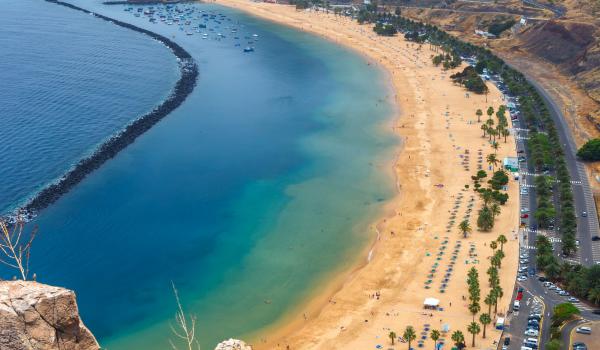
576, 326, 592, 334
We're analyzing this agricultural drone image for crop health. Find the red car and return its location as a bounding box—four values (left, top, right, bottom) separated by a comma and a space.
516, 292, 523, 301
521, 214, 529, 218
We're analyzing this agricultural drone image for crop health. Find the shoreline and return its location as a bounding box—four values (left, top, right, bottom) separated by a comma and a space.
215, 2, 520, 349
1, 0, 199, 223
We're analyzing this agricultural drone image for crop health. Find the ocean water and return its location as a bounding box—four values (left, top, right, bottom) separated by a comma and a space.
0, 0, 179, 214
2, 1, 398, 348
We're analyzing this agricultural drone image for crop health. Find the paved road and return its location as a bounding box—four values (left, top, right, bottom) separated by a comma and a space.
528, 77, 600, 266
560, 318, 587, 350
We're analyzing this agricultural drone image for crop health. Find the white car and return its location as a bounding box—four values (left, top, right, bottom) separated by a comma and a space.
524, 329, 539, 337
568, 297, 579, 302
518, 276, 528, 282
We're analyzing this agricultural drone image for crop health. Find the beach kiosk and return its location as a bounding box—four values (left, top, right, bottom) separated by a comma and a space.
423, 297, 440, 310
503, 157, 519, 172
495, 317, 505, 330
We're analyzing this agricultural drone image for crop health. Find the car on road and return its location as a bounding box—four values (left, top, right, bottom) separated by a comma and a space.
582, 211, 588, 217
521, 188, 529, 195
592, 235, 600, 241
573, 342, 587, 350
576, 326, 592, 334
568, 297, 579, 302
518, 275, 528, 282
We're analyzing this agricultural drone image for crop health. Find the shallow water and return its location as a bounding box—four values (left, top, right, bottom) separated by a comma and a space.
2, 1, 398, 348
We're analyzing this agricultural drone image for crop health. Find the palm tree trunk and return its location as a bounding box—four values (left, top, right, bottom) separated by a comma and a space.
434, 340, 437, 350
483, 324, 487, 338
472, 333, 475, 347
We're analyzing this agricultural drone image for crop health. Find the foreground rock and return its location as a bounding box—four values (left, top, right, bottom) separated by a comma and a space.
0, 281, 99, 350
214, 339, 252, 350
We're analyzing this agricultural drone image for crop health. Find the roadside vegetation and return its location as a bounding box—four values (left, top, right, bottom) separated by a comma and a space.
536, 236, 600, 305
577, 138, 600, 161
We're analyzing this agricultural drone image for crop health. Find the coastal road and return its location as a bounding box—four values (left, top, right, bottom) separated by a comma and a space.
528, 77, 600, 267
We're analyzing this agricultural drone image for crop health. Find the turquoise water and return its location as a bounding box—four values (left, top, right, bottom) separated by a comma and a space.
2, 1, 398, 348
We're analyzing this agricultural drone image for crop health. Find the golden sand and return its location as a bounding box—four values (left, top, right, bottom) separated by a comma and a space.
216, 2, 521, 348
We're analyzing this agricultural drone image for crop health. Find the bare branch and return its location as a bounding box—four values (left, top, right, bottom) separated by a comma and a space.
169, 282, 201, 350
0, 219, 38, 280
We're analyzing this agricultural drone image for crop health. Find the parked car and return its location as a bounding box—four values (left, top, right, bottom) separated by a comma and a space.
591, 236, 600, 241
582, 211, 588, 217
573, 342, 587, 350
568, 297, 579, 302
538, 276, 547, 282
576, 327, 592, 335
524, 329, 539, 336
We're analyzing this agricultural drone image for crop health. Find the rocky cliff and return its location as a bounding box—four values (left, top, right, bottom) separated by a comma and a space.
0, 281, 99, 350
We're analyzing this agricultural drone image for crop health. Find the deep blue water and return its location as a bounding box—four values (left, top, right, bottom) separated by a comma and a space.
0, 0, 179, 213
1, 1, 398, 348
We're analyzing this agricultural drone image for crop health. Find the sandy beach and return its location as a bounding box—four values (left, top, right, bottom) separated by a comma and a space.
216, 2, 521, 348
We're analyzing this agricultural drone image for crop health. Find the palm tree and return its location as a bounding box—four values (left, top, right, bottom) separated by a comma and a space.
490, 255, 501, 269
467, 321, 481, 347
469, 302, 481, 322
502, 128, 510, 143
494, 250, 505, 268
481, 123, 488, 137
487, 106, 494, 119
497, 234, 507, 252
389, 331, 397, 345
487, 126, 496, 141
451, 330, 465, 349
490, 241, 497, 254
491, 141, 499, 154
430, 329, 440, 350
490, 203, 501, 220
486, 154, 499, 172
479, 313, 491, 338
458, 219, 471, 238
403, 326, 416, 350
493, 285, 503, 314
476, 108, 483, 123
485, 292, 494, 315
588, 288, 600, 305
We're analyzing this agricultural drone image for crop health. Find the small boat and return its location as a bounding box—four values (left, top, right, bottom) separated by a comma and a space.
243, 47, 254, 52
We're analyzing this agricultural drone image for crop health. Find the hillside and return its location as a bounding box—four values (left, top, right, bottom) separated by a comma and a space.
389, 0, 600, 144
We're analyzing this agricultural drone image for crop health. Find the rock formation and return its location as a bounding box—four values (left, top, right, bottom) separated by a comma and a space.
0, 281, 99, 350
214, 338, 252, 350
